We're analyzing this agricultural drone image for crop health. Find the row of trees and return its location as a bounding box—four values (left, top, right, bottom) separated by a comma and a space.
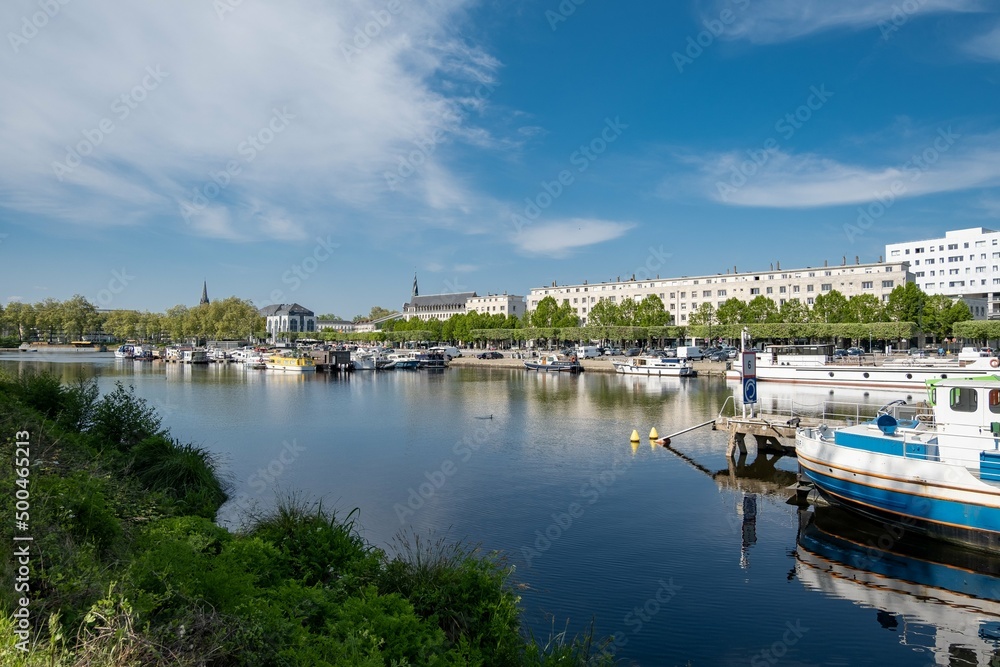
687, 285, 973, 340
0, 296, 264, 343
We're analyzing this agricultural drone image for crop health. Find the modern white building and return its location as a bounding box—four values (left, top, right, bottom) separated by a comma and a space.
260, 303, 316, 341
465, 293, 526, 318
527, 259, 913, 325
886, 227, 1000, 318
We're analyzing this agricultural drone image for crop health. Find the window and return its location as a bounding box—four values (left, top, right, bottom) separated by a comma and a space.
750, 288, 760, 295
948, 243, 958, 250
806, 297, 815, 305
862, 281, 873, 289
882, 280, 894, 288
950, 387, 978, 413
821, 284, 832, 292
915, 247, 924, 254
766, 287, 773, 294
703, 290, 712, 297
915, 271, 925, 278
927, 258, 935, 264
891, 250, 900, 256
807, 285, 814, 292
793, 285, 800, 293
717, 289, 727, 297
779, 286, 786, 293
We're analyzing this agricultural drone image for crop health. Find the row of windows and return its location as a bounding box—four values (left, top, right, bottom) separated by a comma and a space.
891, 238, 999, 258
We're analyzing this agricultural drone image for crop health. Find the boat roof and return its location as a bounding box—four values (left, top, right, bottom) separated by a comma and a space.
926, 374, 1000, 389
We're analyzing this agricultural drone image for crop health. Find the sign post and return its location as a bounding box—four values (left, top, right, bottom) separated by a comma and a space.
742, 350, 757, 417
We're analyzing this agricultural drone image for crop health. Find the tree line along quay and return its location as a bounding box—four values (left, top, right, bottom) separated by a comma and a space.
0, 281, 995, 350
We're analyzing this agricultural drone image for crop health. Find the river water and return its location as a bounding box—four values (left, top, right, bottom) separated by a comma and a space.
3, 353, 999, 666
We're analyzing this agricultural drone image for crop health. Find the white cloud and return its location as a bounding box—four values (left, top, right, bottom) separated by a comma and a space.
964, 21, 1000, 60
709, 0, 985, 44
512, 218, 634, 257
0, 0, 505, 242
681, 131, 1000, 208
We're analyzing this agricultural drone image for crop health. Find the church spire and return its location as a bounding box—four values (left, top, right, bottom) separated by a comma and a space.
412, 273, 419, 298
200, 280, 210, 306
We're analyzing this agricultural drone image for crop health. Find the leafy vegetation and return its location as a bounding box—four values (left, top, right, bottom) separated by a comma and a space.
0, 373, 612, 666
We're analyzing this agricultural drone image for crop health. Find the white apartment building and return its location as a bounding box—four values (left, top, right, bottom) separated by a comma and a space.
260, 303, 316, 341
886, 227, 1000, 318
465, 293, 526, 318
403, 292, 477, 321
527, 260, 913, 325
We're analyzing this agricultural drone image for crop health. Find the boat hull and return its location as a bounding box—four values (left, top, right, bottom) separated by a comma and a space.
797, 428, 1000, 552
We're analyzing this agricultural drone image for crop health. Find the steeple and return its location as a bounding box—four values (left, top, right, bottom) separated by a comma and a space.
412, 273, 419, 298
200, 280, 210, 306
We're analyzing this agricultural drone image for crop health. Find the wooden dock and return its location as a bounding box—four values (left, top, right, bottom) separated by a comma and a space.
717, 414, 825, 458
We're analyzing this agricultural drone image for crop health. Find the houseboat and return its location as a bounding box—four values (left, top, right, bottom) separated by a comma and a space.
796, 374, 1000, 552
612, 356, 696, 377
265, 353, 316, 373
726, 344, 998, 390
523, 354, 584, 373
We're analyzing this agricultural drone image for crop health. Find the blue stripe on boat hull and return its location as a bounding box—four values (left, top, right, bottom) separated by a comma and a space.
801, 466, 1000, 552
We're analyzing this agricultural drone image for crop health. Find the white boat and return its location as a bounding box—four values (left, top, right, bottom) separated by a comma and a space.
612, 356, 696, 377
114, 344, 135, 359
265, 352, 316, 373
523, 354, 583, 373
726, 344, 998, 389
796, 375, 1000, 552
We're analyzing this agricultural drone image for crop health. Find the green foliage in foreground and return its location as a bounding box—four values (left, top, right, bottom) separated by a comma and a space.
0, 372, 613, 666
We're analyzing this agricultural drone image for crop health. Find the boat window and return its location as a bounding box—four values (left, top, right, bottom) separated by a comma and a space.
990, 389, 1000, 414
949, 387, 978, 413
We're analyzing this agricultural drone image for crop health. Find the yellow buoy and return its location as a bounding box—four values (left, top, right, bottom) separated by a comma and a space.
630, 429, 640, 442
649, 427, 659, 440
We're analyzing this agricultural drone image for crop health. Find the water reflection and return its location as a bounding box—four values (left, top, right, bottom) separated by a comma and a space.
797, 506, 1000, 666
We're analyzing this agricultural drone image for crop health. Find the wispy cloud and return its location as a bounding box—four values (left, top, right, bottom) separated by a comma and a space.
708, 0, 985, 44
676, 131, 1000, 208
512, 218, 634, 257
964, 21, 1000, 60
0, 0, 506, 244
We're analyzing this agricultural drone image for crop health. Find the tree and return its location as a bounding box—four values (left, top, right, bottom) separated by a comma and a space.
552, 301, 579, 328
530, 296, 560, 328
689, 303, 716, 327
368, 306, 397, 321
924, 295, 972, 340
716, 298, 745, 325
811, 290, 849, 324
61, 295, 99, 340
317, 313, 342, 321
587, 299, 620, 326
618, 298, 639, 326
846, 294, 883, 324
3, 301, 36, 341
885, 283, 927, 327
777, 299, 808, 324
635, 295, 671, 327
742, 296, 778, 324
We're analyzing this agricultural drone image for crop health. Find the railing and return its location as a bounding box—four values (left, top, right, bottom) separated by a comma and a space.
720, 395, 931, 427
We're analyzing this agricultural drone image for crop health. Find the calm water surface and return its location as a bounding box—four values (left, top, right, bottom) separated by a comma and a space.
4, 353, 999, 666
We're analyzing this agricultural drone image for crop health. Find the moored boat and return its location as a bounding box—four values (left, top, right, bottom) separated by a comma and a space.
613, 356, 696, 377
727, 344, 998, 389
114, 344, 135, 359
796, 375, 1000, 552
523, 354, 583, 373
265, 352, 316, 372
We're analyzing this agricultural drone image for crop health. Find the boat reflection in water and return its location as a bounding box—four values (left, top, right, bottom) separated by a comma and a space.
796, 506, 1000, 666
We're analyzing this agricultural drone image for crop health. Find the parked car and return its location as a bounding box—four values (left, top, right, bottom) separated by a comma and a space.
833, 349, 848, 358
477, 351, 503, 359
625, 347, 641, 357
847, 347, 864, 356
708, 350, 729, 361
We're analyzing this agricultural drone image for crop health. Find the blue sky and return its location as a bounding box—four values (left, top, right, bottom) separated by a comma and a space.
2, 0, 999, 318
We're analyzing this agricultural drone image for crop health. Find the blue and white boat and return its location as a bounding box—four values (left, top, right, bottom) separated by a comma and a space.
797, 376, 1000, 552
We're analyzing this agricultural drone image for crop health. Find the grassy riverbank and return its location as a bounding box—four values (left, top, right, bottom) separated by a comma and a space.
0, 372, 612, 666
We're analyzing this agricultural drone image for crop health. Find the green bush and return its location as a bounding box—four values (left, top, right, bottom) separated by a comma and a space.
131, 435, 230, 519
379, 534, 523, 666
88, 382, 162, 454
248, 498, 382, 589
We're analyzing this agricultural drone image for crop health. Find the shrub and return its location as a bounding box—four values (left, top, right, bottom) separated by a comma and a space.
131, 436, 230, 519
248, 497, 382, 589
88, 382, 162, 454
379, 533, 523, 666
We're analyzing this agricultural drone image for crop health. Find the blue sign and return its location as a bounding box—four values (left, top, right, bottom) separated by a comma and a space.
743, 377, 757, 404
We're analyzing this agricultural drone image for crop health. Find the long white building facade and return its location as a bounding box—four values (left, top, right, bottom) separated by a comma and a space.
528, 260, 913, 325
886, 227, 1000, 319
